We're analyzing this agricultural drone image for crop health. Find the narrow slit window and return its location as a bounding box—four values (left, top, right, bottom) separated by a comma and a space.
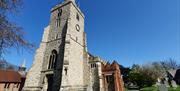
76, 13, 79, 21
48, 56, 52, 69
64, 67, 68, 75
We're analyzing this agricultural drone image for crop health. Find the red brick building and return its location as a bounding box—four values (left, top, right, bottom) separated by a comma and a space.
0, 66, 26, 91
102, 61, 124, 91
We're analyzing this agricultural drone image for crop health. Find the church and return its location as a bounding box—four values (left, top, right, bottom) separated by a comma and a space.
23, 0, 124, 91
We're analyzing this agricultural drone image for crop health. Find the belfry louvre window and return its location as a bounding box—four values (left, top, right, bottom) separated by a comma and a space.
56, 9, 62, 27
48, 50, 58, 69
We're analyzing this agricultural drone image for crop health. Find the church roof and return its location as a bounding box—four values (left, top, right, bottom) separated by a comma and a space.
168, 69, 180, 78
0, 70, 23, 83
168, 69, 177, 77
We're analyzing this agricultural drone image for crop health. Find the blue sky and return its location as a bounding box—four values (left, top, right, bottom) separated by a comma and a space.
4, 0, 180, 69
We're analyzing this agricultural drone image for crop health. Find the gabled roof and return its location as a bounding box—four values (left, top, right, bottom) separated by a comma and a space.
0, 70, 22, 83
102, 62, 120, 72
168, 69, 177, 77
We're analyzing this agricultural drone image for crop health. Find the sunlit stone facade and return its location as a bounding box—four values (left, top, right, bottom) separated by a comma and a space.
23, 0, 124, 91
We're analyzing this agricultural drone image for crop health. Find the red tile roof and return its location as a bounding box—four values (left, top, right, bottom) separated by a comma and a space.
0, 70, 22, 83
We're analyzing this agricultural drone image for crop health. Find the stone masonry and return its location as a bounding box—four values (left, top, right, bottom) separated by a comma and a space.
23, 0, 124, 91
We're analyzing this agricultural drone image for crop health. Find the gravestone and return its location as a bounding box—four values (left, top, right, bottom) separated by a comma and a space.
157, 84, 168, 91
164, 77, 170, 87
156, 78, 161, 86
171, 80, 177, 88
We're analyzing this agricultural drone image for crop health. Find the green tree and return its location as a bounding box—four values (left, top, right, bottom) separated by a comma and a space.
128, 59, 179, 89
131, 64, 141, 73
129, 64, 158, 88
129, 72, 145, 88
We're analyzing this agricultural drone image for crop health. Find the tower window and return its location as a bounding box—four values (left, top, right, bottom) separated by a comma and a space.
48, 50, 58, 69
56, 18, 61, 27
76, 13, 79, 21
58, 9, 62, 17
56, 9, 62, 27
64, 67, 68, 75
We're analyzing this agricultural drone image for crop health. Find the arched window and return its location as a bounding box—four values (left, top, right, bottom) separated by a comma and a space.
48, 50, 58, 69
56, 9, 62, 27
58, 9, 62, 17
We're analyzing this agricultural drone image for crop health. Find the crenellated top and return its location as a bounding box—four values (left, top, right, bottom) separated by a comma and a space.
51, 0, 84, 18
65, 0, 75, 3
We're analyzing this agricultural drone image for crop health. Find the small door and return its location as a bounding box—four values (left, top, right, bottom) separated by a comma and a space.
47, 74, 54, 91
105, 75, 115, 91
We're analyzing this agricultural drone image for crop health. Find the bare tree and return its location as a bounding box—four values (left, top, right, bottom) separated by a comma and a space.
0, 0, 34, 59
0, 59, 18, 70
0, 0, 22, 12
131, 64, 141, 73
160, 58, 179, 70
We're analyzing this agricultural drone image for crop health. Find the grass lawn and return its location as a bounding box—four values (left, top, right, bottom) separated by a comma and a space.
139, 85, 180, 91
168, 86, 180, 91
140, 86, 157, 91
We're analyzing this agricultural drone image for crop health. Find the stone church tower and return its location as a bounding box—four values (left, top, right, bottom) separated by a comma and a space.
23, 0, 88, 90
23, 0, 125, 91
